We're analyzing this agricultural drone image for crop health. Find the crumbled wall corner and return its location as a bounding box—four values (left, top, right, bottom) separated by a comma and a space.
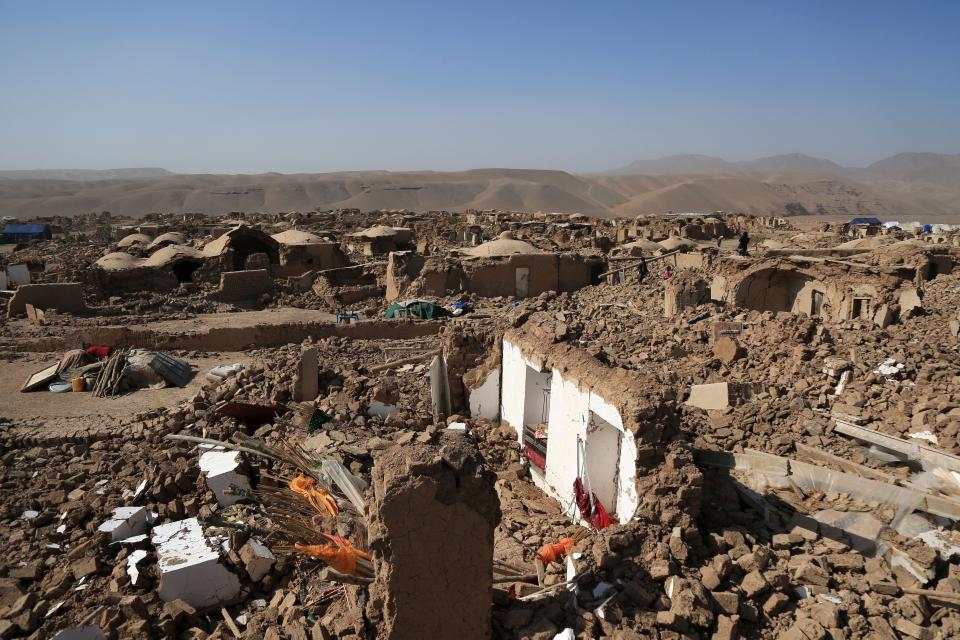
365, 434, 500, 640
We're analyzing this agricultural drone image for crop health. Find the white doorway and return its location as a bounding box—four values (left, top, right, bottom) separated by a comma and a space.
523, 364, 551, 427
584, 411, 622, 516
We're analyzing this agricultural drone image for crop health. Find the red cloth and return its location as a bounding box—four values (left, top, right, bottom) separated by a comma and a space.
523, 445, 546, 471
573, 478, 612, 530
86, 346, 112, 358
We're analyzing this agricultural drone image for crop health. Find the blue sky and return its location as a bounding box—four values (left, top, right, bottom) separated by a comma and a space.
1, 1, 958, 173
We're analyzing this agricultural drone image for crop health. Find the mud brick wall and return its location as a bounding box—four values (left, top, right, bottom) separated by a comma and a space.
208, 269, 273, 302
7, 283, 86, 318
366, 434, 501, 640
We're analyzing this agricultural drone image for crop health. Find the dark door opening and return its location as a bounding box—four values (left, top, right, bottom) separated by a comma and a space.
172, 260, 202, 283
811, 290, 824, 317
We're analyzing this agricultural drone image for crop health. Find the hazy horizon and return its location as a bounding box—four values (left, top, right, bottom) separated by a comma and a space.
2, 1, 959, 174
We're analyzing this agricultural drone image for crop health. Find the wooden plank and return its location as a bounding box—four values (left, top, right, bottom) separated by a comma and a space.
794, 443, 897, 483
694, 446, 960, 521
789, 458, 960, 521
833, 419, 960, 474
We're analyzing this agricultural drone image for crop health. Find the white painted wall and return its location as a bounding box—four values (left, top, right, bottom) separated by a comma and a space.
501, 338, 639, 523
468, 369, 500, 420
500, 340, 537, 441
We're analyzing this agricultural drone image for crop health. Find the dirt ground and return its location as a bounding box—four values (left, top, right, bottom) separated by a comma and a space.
0, 351, 251, 431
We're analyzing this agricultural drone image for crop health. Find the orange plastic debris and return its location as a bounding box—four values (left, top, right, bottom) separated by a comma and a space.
536, 537, 576, 565
290, 474, 339, 515
294, 541, 371, 575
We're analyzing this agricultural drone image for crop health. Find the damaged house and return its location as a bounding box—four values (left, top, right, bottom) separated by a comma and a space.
457, 313, 700, 529
709, 254, 928, 325
202, 225, 280, 272
271, 229, 350, 276
346, 225, 414, 256
91, 245, 212, 293
90, 226, 283, 294
386, 231, 605, 301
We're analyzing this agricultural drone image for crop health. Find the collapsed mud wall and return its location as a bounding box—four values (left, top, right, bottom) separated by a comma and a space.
6, 317, 444, 352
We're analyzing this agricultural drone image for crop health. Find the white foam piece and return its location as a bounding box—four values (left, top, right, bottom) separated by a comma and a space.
97, 506, 149, 542
199, 449, 251, 507
151, 517, 241, 609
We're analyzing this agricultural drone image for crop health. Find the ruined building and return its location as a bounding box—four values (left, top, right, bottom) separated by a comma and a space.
385, 232, 605, 301
271, 229, 350, 277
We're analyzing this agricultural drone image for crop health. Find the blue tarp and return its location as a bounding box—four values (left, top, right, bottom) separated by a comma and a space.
847, 217, 881, 226
1, 223, 52, 243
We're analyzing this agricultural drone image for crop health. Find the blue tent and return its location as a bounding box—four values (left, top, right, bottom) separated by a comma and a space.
847, 217, 881, 226
1, 224, 52, 244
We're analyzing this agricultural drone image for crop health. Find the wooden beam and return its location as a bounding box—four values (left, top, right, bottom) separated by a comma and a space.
833, 419, 960, 474
367, 348, 441, 373
694, 447, 960, 521
794, 442, 897, 483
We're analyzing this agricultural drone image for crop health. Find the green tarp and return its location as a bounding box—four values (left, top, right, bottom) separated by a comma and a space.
384, 300, 448, 320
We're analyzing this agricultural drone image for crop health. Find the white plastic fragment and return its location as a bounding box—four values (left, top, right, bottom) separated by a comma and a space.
199, 448, 252, 507
873, 357, 905, 378
22, 510, 39, 520
123, 479, 149, 501
909, 430, 938, 445
367, 400, 399, 417
97, 506, 149, 542
592, 581, 614, 599
152, 517, 241, 609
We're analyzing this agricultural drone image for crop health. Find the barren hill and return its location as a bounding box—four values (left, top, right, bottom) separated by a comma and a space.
1, 155, 959, 219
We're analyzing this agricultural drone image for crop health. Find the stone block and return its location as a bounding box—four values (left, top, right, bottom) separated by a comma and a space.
293, 346, 318, 402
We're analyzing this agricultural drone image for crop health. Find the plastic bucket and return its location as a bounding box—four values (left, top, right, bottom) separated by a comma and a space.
71, 377, 86, 392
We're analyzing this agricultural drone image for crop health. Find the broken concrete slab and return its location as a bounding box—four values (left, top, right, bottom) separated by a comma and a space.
151, 518, 241, 609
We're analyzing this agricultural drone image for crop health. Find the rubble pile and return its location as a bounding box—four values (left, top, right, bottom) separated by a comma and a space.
2, 208, 960, 638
